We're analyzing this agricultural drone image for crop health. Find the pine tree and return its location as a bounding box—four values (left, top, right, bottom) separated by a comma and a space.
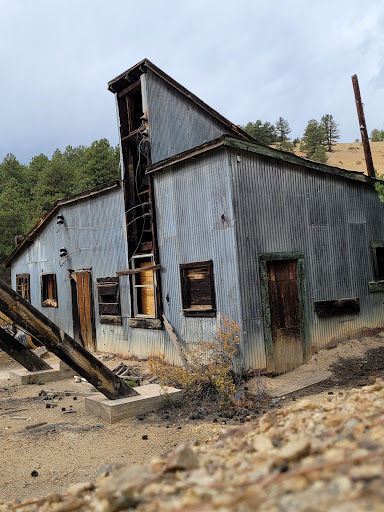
241, 120, 278, 145
320, 114, 340, 152
275, 117, 291, 142
300, 120, 327, 163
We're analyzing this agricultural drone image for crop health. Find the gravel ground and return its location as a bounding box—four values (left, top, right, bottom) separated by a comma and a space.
3, 379, 384, 511
1, 334, 384, 510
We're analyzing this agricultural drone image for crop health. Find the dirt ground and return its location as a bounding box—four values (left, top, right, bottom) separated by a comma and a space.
1, 332, 384, 504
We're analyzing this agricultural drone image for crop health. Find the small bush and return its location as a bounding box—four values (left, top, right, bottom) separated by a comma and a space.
149, 317, 242, 407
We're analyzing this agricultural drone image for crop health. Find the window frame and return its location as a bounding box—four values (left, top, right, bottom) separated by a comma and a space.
16, 273, 31, 302
97, 277, 122, 325
131, 254, 157, 319
180, 260, 216, 317
41, 273, 58, 308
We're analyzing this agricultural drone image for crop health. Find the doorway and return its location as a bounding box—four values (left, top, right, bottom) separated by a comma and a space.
259, 252, 309, 374
70, 270, 96, 351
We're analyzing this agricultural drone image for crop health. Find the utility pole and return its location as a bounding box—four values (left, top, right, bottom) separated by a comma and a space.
352, 74, 375, 178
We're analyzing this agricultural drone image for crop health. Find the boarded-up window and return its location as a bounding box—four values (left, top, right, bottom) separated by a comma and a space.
97, 277, 121, 324
132, 255, 157, 318
180, 261, 216, 317
16, 274, 30, 302
41, 274, 58, 307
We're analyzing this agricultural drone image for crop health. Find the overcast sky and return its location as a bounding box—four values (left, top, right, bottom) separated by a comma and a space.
1, 0, 383, 164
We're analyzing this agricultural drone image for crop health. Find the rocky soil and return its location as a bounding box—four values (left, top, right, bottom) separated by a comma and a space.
2, 335, 384, 511
2, 379, 384, 510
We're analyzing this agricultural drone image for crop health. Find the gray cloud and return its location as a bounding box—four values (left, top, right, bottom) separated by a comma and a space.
1, 0, 383, 163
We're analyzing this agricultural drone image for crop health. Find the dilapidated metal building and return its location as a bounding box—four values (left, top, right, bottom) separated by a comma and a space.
6, 59, 384, 373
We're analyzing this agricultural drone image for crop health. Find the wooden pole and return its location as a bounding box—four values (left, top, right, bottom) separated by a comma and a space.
0, 279, 138, 400
0, 326, 52, 371
162, 314, 190, 369
351, 74, 375, 178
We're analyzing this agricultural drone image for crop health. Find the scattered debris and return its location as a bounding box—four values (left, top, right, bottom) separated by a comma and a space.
26, 422, 47, 430
33, 347, 49, 359
111, 363, 142, 385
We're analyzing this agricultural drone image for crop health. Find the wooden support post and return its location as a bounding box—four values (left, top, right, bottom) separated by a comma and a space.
0, 279, 138, 400
0, 326, 52, 371
352, 74, 375, 178
162, 314, 190, 369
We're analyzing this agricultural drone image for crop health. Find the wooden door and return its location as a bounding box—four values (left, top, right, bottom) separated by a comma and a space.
71, 271, 96, 351
267, 260, 303, 373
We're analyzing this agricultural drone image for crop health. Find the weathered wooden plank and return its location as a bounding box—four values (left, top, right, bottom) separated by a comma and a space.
0, 326, 52, 371
99, 303, 120, 315
0, 279, 138, 400
99, 315, 122, 325
162, 314, 190, 369
116, 264, 161, 276
98, 283, 118, 296
83, 272, 94, 350
129, 318, 162, 329
268, 371, 333, 398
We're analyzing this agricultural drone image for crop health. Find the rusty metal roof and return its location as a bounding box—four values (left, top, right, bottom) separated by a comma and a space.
107, 59, 254, 143
4, 180, 121, 267
146, 134, 374, 185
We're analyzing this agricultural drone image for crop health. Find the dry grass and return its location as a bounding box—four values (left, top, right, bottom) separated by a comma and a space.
293, 141, 384, 175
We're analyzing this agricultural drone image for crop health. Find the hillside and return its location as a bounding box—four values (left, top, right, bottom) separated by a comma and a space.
295, 141, 384, 176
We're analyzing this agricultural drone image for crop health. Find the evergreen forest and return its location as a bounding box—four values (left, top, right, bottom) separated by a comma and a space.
0, 139, 120, 267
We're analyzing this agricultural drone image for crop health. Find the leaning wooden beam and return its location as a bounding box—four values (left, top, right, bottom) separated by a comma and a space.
0, 326, 52, 371
162, 314, 190, 369
0, 280, 138, 400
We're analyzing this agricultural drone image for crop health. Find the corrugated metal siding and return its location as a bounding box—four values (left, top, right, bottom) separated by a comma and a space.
153, 148, 245, 366
11, 186, 132, 354
230, 149, 384, 368
145, 69, 229, 164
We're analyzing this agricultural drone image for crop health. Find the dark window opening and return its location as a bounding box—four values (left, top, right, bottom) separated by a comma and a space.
41, 274, 58, 307
314, 298, 360, 317
97, 277, 121, 324
131, 255, 157, 318
376, 247, 384, 280
118, 81, 143, 138
16, 274, 30, 302
371, 242, 384, 282
180, 261, 216, 317
128, 89, 143, 132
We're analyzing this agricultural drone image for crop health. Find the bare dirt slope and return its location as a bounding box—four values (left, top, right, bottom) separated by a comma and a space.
295, 141, 384, 175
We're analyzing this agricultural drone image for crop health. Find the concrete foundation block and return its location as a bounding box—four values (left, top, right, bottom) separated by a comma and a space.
9, 362, 76, 385
85, 384, 182, 424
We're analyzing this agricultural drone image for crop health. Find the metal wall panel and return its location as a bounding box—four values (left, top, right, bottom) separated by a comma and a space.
230, 148, 384, 367
153, 149, 245, 367
145, 70, 228, 164
10, 186, 133, 355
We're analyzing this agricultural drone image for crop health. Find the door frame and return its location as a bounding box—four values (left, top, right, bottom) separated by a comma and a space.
70, 269, 96, 351
259, 251, 310, 371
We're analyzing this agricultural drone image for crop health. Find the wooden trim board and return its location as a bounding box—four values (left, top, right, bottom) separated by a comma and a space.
267, 371, 333, 398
